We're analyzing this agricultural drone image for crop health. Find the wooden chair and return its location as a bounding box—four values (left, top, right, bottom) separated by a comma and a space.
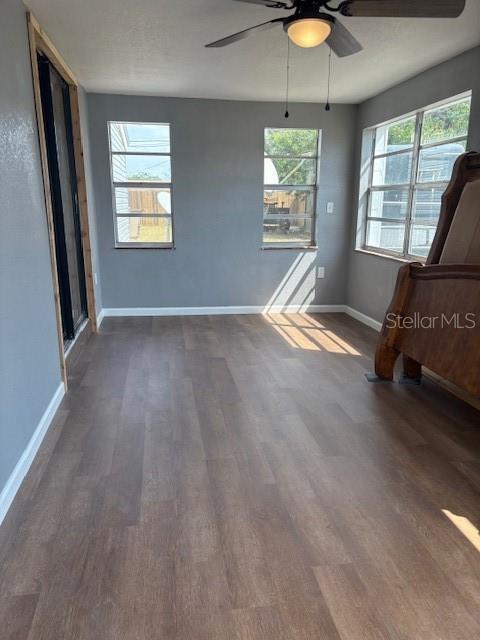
373, 151, 480, 396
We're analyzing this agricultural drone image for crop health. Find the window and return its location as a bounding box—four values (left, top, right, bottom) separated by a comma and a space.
263, 128, 320, 247
362, 94, 471, 259
108, 122, 173, 247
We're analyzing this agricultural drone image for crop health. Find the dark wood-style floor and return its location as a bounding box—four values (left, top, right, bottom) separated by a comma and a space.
1, 313, 480, 639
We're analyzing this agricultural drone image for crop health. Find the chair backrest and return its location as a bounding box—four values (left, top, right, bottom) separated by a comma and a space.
439, 178, 480, 264
427, 152, 480, 264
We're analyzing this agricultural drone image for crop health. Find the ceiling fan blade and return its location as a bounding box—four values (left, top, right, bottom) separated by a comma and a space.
205, 18, 283, 48
340, 0, 466, 18
326, 19, 363, 57
232, 0, 290, 8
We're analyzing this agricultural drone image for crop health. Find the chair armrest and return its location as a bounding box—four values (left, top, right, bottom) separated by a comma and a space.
409, 263, 480, 281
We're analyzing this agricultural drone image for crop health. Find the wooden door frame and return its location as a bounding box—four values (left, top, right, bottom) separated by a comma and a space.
27, 12, 97, 389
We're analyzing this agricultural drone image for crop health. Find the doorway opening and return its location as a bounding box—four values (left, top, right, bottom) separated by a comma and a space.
28, 12, 97, 389
38, 53, 87, 347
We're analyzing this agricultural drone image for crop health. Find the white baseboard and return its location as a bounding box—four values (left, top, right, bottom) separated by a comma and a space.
100, 304, 346, 317
344, 306, 382, 332
97, 308, 105, 327
64, 317, 89, 358
97, 303, 382, 332
0, 382, 65, 527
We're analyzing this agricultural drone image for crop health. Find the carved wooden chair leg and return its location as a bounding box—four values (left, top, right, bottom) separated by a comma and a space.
365, 340, 399, 383
400, 355, 422, 385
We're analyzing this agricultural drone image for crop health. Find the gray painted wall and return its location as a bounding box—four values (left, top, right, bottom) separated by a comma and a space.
347, 46, 480, 322
86, 94, 357, 309
0, 0, 61, 491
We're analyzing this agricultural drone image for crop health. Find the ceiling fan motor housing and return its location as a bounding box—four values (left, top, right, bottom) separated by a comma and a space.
282, 11, 335, 33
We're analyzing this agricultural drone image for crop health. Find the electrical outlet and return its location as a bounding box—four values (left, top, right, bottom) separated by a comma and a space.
317, 267, 325, 279
326, 202, 334, 214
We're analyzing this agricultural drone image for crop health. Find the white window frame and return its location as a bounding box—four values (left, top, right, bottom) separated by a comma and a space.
263, 128, 321, 249
108, 121, 174, 249
361, 92, 472, 260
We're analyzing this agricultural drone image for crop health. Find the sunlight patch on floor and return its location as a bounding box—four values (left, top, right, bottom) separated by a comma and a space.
271, 324, 303, 349
442, 509, 480, 552
282, 325, 320, 351
265, 313, 361, 355
289, 313, 325, 329
323, 330, 361, 356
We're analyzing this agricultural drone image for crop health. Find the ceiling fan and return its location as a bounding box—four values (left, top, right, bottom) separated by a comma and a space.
205, 0, 466, 57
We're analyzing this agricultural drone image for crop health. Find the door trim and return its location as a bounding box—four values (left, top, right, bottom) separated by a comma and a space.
27, 12, 97, 389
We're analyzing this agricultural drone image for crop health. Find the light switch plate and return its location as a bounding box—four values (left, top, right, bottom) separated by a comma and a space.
317, 267, 325, 279
326, 202, 334, 214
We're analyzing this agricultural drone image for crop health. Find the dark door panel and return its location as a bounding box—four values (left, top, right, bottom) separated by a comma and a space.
38, 54, 87, 343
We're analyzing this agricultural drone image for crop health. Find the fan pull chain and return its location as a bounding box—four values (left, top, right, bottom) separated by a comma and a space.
325, 46, 332, 112
284, 37, 290, 118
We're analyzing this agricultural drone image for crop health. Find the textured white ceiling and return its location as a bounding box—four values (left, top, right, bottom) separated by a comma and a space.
26, 0, 480, 103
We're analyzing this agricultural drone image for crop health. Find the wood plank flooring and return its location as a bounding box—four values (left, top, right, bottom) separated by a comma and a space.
1, 313, 480, 639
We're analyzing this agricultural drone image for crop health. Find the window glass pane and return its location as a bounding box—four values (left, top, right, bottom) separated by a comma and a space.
412, 187, 444, 224
110, 122, 170, 153
112, 154, 171, 183
264, 189, 315, 216
410, 187, 443, 256
116, 216, 172, 244
114, 187, 171, 214
369, 189, 409, 220
264, 128, 318, 157
372, 152, 412, 186
417, 141, 466, 183
421, 98, 471, 145
264, 158, 317, 186
366, 220, 405, 253
374, 117, 415, 155
408, 223, 438, 258
263, 217, 312, 244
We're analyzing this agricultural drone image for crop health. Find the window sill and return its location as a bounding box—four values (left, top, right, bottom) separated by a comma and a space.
261, 245, 318, 251
114, 244, 175, 250
354, 247, 425, 264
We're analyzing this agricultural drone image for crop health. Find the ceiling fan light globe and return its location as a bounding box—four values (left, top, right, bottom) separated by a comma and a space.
287, 18, 332, 48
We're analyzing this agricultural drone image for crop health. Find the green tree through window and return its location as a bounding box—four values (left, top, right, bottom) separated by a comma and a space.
263, 128, 320, 246
265, 129, 318, 185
